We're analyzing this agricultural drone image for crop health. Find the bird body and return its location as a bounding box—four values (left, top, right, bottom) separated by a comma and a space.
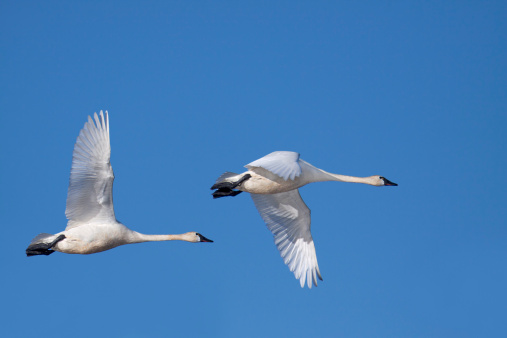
211, 151, 397, 288
26, 111, 212, 257
45, 223, 205, 255
50, 222, 133, 255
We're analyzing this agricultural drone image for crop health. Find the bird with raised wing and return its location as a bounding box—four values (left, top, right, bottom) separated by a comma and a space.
26, 111, 212, 257
211, 151, 397, 288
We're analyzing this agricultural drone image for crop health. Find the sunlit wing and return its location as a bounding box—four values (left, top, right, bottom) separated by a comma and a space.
65, 111, 116, 230
250, 189, 322, 288
245, 151, 302, 181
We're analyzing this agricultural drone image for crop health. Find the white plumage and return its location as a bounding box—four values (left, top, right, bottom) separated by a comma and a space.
26, 111, 212, 257
251, 190, 320, 288
65, 113, 115, 228
212, 151, 397, 288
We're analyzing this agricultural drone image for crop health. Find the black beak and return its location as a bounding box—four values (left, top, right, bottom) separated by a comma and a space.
383, 177, 398, 186
198, 233, 213, 243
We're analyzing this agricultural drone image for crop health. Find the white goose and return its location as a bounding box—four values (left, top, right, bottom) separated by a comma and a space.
211, 151, 397, 288
26, 111, 212, 257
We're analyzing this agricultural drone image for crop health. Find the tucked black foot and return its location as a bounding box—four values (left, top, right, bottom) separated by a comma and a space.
26, 249, 55, 257
26, 234, 66, 257
212, 188, 243, 199
211, 182, 235, 190
211, 174, 251, 190
211, 174, 251, 198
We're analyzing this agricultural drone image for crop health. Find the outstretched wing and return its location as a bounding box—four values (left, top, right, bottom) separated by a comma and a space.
250, 190, 322, 288
245, 151, 302, 181
65, 111, 116, 229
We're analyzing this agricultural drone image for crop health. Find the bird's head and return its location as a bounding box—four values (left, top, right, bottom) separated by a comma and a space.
369, 175, 398, 187
183, 232, 214, 243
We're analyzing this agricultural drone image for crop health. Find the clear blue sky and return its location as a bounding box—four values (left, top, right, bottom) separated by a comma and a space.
1, 1, 506, 337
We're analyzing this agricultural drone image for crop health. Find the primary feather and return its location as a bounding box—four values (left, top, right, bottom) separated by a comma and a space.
65, 111, 115, 229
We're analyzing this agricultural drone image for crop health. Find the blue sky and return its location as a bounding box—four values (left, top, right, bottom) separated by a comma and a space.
1, 1, 506, 337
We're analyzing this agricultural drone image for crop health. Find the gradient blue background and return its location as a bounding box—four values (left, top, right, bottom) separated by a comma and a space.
1, 1, 506, 337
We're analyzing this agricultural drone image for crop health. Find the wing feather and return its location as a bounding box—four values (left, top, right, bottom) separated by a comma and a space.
251, 190, 322, 288
65, 111, 115, 229
245, 151, 302, 181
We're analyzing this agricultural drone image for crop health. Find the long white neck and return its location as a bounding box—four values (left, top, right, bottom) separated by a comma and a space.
301, 160, 377, 185
323, 172, 375, 184
128, 232, 191, 244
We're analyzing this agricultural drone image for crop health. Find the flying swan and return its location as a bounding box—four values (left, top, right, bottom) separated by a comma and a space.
26, 111, 212, 257
211, 151, 396, 288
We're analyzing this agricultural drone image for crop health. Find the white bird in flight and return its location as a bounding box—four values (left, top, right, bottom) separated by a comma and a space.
26, 111, 212, 257
211, 151, 397, 288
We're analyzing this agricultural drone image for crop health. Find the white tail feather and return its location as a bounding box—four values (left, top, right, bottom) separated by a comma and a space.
215, 172, 239, 184
29, 233, 55, 245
